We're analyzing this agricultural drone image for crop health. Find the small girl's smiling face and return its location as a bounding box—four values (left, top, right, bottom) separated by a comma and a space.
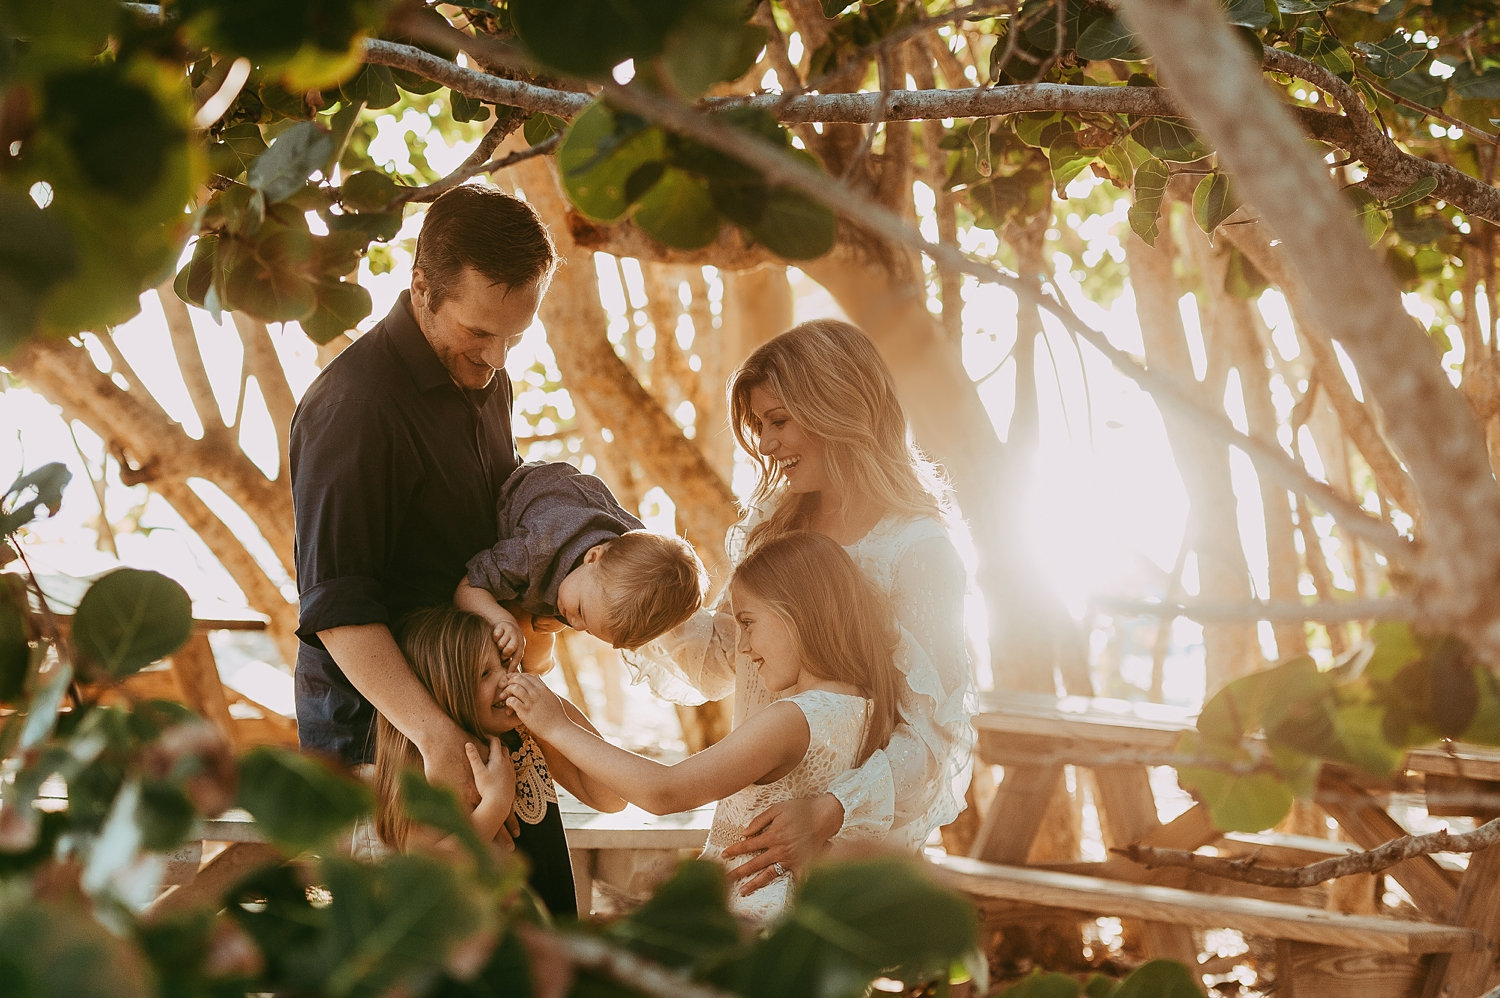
732, 587, 802, 694
475, 643, 521, 735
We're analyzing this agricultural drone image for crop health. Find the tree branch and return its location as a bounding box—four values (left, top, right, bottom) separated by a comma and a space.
1120, 816, 1500, 888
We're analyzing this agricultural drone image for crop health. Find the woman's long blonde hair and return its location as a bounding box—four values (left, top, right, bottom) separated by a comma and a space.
728, 319, 949, 549
730, 531, 901, 764
373, 606, 492, 850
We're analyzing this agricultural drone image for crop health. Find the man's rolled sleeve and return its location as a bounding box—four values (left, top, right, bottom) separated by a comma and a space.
296, 576, 393, 647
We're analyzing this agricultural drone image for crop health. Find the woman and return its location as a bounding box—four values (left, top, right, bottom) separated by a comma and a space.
627, 319, 975, 896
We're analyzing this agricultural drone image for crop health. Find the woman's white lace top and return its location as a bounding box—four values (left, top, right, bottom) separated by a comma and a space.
625, 509, 976, 853
699, 689, 870, 922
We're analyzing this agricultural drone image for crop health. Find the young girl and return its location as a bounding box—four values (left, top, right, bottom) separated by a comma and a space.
501, 531, 902, 922
372, 606, 625, 918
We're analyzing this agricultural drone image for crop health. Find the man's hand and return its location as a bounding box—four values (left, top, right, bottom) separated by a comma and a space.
721, 793, 844, 895
417, 724, 480, 808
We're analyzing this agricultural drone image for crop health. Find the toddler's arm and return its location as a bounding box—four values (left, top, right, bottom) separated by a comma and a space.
455, 579, 525, 667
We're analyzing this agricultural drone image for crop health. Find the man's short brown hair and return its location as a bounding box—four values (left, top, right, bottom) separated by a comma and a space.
596, 532, 707, 649
414, 185, 557, 309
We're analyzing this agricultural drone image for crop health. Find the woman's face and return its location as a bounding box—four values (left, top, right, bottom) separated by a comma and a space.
732, 588, 801, 694
748, 385, 829, 496
475, 643, 521, 735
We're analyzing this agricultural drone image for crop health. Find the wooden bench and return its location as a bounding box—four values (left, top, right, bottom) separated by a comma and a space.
929, 853, 1483, 997
162, 798, 715, 919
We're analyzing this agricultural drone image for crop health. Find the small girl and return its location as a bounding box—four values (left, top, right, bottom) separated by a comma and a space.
372, 606, 625, 919
502, 531, 901, 922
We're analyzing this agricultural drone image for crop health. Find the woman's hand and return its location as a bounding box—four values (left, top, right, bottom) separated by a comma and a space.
502, 672, 567, 737
467, 736, 516, 807
720, 793, 845, 895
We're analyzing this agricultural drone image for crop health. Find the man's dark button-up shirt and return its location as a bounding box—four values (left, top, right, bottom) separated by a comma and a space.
290, 292, 520, 764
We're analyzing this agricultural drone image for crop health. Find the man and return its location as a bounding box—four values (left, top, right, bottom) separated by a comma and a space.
291, 184, 556, 802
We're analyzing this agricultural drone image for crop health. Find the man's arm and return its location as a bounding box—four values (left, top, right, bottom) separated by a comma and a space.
318, 622, 478, 806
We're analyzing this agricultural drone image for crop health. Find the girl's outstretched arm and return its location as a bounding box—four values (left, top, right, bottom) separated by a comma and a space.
536, 697, 627, 813
503, 674, 811, 815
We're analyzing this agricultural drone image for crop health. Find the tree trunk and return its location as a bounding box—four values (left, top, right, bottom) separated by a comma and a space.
1125, 217, 1256, 689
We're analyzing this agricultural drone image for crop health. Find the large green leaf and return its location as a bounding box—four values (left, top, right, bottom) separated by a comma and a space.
1047, 130, 1097, 190
1001, 970, 1082, 997
1354, 32, 1427, 80
1131, 118, 1211, 163
1296, 27, 1354, 80
301, 279, 374, 344
744, 185, 837, 261
557, 102, 667, 222
660, 1, 766, 98
1075, 15, 1141, 61
236, 745, 374, 853
72, 569, 192, 681
1380, 175, 1438, 211
1175, 730, 1297, 832
396, 768, 491, 871
1345, 186, 1389, 244
633, 168, 722, 250
1192, 171, 1238, 233
0, 896, 152, 998
177, 0, 386, 88
510, 0, 695, 79
0, 188, 79, 352
1115, 959, 1201, 998
605, 860, 741, 970
1221, 0, 1272, 30
734, 857, 976, 996
248, 120, 336, 204
41, 63, 186, 202
1127, 158, 1169, 246
1384, 68, 1447, 110
1451, 65, 1500, 101
0, 462, 72, 537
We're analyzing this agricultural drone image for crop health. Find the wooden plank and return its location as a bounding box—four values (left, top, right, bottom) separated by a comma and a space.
929, 855, 1482, 955
1422, 843, 1500, 998
1281, 942, 1431, 998
1317, 776, 1458, 919
167, 633, 241, 749
969, 763, 1063, 864
1090, 766, 1201, 973
1139, 803, 1221, 852
146, 842, 282, 919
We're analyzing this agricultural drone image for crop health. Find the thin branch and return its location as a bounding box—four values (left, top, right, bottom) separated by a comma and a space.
1090, 595, 1417, 623
1119, 816, 1500, 888
394, 113, 524, 205
1356, 70, 1500, 149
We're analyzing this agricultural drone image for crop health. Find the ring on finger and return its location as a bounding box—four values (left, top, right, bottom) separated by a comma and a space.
773, 861, 788, 878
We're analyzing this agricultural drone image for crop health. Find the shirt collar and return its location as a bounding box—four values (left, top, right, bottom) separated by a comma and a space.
386, 290, 501, 403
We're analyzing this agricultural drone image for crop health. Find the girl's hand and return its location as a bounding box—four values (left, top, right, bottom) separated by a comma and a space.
502, 673, 566, 736
491, 618, 526, 668
466, 736, 516, 808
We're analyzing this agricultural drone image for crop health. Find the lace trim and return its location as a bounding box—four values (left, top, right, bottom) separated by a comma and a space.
511, 730, 558, 825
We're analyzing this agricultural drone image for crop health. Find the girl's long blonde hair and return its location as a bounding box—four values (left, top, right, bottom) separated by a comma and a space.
373, 606, 492, 850
730, 531, 901, 764
728, 319, 949, 549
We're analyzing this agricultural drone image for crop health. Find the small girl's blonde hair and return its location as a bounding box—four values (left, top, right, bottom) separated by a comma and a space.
729, 530, 901, 765
373, 606, 492, 850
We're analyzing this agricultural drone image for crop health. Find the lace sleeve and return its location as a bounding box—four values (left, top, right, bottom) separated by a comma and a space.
828, 528, 976, 850
619, 509, 761, 706
619, 597, 737, 706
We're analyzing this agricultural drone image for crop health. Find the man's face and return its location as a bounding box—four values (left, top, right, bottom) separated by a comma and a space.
411, 265, 547, 390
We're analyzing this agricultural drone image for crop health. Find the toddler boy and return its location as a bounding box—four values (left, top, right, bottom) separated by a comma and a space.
457, 461, 705, 668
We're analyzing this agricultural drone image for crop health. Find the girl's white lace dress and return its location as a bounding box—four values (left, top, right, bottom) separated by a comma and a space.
700, 688, 871, 922
627, 509, 976, 854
